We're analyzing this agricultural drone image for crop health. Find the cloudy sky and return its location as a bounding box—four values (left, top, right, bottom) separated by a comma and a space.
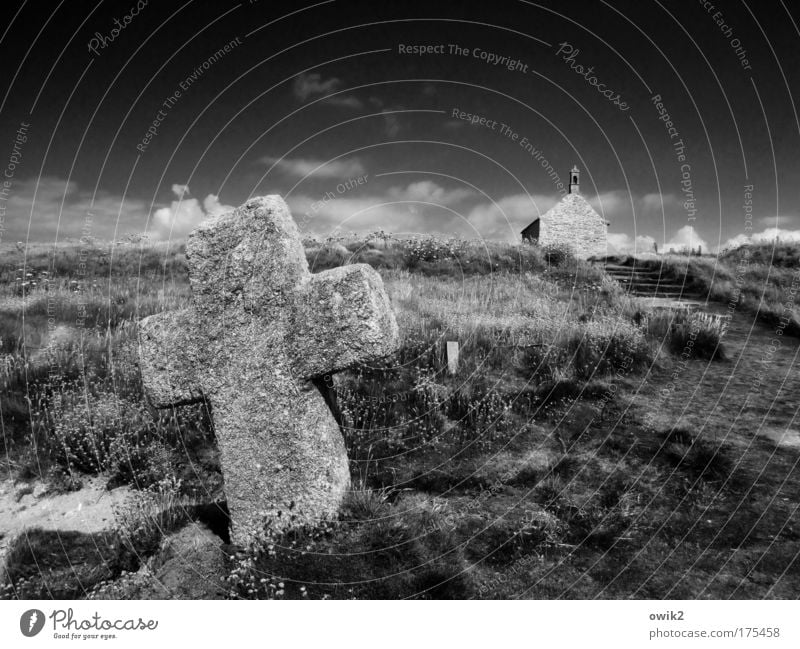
1, 0, 798, 252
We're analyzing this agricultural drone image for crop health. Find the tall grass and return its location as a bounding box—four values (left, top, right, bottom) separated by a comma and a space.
334, 272, 657, 476
644, 308, 728, 360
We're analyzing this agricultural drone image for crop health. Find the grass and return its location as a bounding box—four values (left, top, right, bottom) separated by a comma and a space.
0, 529, 136, 599
1, 236, 797, 599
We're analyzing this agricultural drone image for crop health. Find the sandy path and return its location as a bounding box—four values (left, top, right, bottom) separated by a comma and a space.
0, 478, 129, 582
639, 305, 800, 447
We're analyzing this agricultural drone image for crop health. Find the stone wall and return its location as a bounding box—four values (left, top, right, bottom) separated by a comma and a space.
539, 193, 607, 259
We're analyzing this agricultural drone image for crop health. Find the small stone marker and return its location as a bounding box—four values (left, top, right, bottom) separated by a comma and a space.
446, 341, 459, 375
138, 196, 399, 545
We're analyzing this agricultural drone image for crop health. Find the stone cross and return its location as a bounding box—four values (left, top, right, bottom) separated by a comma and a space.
137, 196, 399, 545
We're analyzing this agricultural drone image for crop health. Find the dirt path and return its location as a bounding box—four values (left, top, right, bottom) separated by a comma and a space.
638, 305, 800, 447
615, 306, 800, 598
0, 478, 129, 584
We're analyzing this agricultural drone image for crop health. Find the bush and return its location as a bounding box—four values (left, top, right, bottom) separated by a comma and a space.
304, 234, 553, 277
112, 477, 188, 556
47, 390, 172, 486
403, 236, 461, 264
0, 529, 133, 599
565, 317, 652, 379
542, 244, 576, 267
645, 309, 727, 360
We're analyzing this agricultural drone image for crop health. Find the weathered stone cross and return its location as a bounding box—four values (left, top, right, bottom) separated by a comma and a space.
137, 196, 399, 545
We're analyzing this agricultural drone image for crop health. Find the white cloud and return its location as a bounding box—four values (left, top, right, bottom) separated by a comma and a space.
292, 72, 362, 109
607, 225, 710, 255
641, 193, 666, 210
287, 180, 477, 237
756, 215, 797, 228
388, 180, 473, 205
260, 155, 366, 180
293, 72, 339, 100
719, 227, 800, 252
203, 194, 234, 217
0, 176, 151, 242
665, 224, 708, 253
154, 200, 203, 235
466, 193, 558, 241
329, 95, 364, 109
606, 232, 657, 255
588, 190, 630, 220
153, 186, 234, 238
587, 191, 683, 226
366, 96, 402, 135
288, 195, 433, 235
382, 112, 400, 137
755, 227, 800, 242
171, 184, 190, 198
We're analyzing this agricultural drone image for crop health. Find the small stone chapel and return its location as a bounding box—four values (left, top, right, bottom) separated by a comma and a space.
520, 165, 608, 259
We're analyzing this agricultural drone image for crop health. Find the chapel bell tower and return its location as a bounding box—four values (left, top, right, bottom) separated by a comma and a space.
569, 165, 580, 194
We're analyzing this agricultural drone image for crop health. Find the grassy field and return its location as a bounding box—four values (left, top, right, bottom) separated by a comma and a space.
1, 236, 796, 599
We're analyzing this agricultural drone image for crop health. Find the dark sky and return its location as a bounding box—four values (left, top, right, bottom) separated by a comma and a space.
1, 0, 798, 251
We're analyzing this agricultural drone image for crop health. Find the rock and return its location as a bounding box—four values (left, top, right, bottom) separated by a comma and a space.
13, 484, 34, 501
150, 522, 227, 598
138, 196, 400, 545
87, 522, 227, 600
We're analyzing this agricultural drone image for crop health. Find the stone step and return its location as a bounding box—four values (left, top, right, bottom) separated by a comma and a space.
604, 269, 690, 281
641, 299, 710, 310
628, 292, 699, 298
607, 275, 690, 285
602, 265, 700, 299
621, 289, 692, 296
627, 292, 696, 298
615, 277, 692, 286
623, 286, 696, 294
619, 283, 702, 294
604, 265, 675, 273
615, 278, 689, 287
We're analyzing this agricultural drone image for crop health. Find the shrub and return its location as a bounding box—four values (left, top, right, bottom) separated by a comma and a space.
112, 477, 188, 556
446, 384, 513, 449
669, 312, 727, 360
645, 308, 727, 360
47, 390, 172, 486
565, 317, 652, 379
542, 243, 576, 267
403, 236, 459, 264
0, 529, 133, 599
